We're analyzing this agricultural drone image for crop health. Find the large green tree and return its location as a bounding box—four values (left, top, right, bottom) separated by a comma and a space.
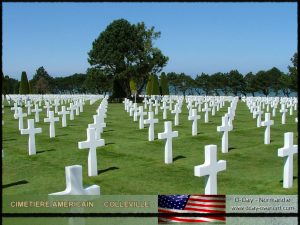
31, 66, 53, 93
195, 73, 212, 95
288, 52, 297, 93
244, 72, 258, 96
227, 70, 244, 96
84, 68, 112, 94
267, 67, 283, 95
19, 71, 30, 94
279, 73, 292, 97
146, 74, 153, 95
255, 70, 272, 96
159, 72, 169, 95
152, 74, 160, 95
88, 19, 168, 97
166, 72, 180, 94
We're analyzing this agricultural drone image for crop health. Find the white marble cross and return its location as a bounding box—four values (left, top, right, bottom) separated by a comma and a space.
194, 145, 226, 194
43, 102, 52, 117
211, 102, 216, 116
171, 105, 181, 126
78, 128, 105, 176
289, 105, 293, 116
142, 98, 148, 109
11, 103, 18, 116
68, 103, 76, 120
217, 114, 233, 153
44, 111, 59, 138
58, 106, 70, 127
132, 103, 139, 121
25, 101, 32, 115
188, 109, 200, 136
53, 100, 60, 113
279, 104, 288, 124
278, 132, 298, 188
14, 107, 27, 130
255, 107, 263, 127
161, 102, 169, 120
78, 99, 84, 112
20, 119, 42, 155
158, 121, 178, 164
137, 106, 147, 129
202, 103, 211, 123
261, 113, 274, 144
75, 103, 80, 116
227, 107, 234, 127
144, 111, 159, 141
148, 100, 153, 112
153, 100, 160, 115
49, 165, 100, 195
272, 104, 277, 117
89, 114, 106, 139
31, 104, 42, 123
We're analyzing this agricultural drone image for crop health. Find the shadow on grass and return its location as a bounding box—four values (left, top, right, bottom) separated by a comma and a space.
197, 132, 204, 135
56, 134, 68, 137
104, 129, 115, 133
228, 147, 237, 151
173, 155, 186, 162
280, 176, 298, 183
3, 180, 28, 189
37, 149, 56, 154
3, 138, 16, 141
105, 142, 115, 146
98, 167, 119, 174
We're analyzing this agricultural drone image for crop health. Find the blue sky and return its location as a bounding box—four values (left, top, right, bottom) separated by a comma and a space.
2, 2, 297, 80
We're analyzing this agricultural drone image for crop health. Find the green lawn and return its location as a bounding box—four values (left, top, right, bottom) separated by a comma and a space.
2, 99, 298, 195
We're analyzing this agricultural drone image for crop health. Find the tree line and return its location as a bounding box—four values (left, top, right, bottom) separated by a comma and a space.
2, 18, 298, 97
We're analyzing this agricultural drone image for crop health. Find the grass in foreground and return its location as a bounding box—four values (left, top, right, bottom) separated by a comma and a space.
2, 99, 298, 195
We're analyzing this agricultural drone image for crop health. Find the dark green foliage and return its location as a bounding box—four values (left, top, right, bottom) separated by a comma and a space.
146, 74, 153, 95
288, 52, 297, 92
111, 79, 127, 98
19, 71, 30, 94
2, 73, 7, 94
84, 68, 113, 94
152, 74, 160, 95
244, 72, 258, 96
52, 73, 87, 94
227, 70, 244, 96
14, 82, 20, 94
31, 67, 53, 93
279, 73, 292, 97
255, 70, 273, 96
194, 73, 212, 95
267, 67, 283, 95
160, 72, 169, 95
88, 19, 168, 97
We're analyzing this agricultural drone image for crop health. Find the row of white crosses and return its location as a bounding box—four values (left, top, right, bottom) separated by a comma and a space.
245, 97, 297, 126
78, 97, 108, 177
194, 131, 298, 194
8, 95, 103, 157
49, 96, 108, 196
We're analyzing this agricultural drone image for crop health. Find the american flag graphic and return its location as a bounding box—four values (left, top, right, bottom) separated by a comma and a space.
158, 195, 226, 223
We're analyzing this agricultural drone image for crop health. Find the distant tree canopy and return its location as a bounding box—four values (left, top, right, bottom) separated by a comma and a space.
88, 18, 168, 97
288, 52, 297, 92
19, 71, 30, 94
84, 68, 112, 94
159, 72, 169, 95
52, 73, 87, 94
31, 66, 53, 93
